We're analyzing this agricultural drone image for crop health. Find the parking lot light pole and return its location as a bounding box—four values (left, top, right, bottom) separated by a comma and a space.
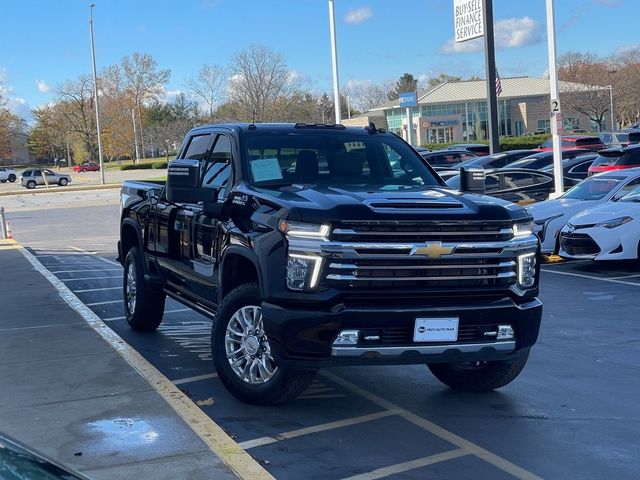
328, 0, 341, 124
608, 85, 615, 130
89, 3, 105, 185
546, 0, 564, 197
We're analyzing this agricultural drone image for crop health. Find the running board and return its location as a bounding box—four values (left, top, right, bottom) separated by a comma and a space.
163, 288, 216, 320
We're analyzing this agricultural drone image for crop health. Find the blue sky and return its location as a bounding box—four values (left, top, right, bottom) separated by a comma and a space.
0, 0, 635, 120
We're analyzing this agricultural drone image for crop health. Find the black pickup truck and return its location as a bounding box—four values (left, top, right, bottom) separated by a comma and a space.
118, 123, 542, 405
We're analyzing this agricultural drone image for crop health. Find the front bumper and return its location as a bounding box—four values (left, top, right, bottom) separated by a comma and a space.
262, 297, 542, 369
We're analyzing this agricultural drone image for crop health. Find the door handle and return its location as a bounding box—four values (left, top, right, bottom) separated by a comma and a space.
157, 204, 167, 211
183, 210, 194, 217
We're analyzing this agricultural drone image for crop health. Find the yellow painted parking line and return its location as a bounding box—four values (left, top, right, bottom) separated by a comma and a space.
339, 449, 469, 480
19, 245, 274, 480
239, 409, 400, 450
542, 268, 640, 287
0, 239, 19, 250
322, 371, 543, 480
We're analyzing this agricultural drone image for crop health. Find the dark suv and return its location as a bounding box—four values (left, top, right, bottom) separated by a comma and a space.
588, 144, 640, 175
119, 123, 542, 405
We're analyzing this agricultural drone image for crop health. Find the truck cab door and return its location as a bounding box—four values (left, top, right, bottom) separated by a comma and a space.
153, 132, 215, 292
189, 134, 233, 307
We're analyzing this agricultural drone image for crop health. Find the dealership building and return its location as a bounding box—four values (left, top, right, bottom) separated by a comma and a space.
345, 77, 610, 146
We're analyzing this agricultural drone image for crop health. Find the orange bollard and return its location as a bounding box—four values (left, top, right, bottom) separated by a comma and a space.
6, 221, 13, 239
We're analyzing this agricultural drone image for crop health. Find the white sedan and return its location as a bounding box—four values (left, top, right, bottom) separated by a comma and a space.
527, 169, 640, 254
559, 186, 640, 261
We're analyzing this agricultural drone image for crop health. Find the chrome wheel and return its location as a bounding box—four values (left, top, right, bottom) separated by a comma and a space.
126, 261, 137, 313
225, 306, 278, 384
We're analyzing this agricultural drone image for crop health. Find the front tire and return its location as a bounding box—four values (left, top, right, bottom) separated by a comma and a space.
58, 178, 68, 186
212, 283, 315, 405
26, 180, 36, 189
8, 174, 16, 182
427, 350, 530, 392
123, 246, 165, 331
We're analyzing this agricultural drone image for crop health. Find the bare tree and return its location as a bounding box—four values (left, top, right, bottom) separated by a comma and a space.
344, 80, 393, 112
558, 52, 611, 130
185, 64, 227, 118
228, 45, 302, 122
0, 81, 26, 161
610, 48, 640, 126
55, 75, 98, 161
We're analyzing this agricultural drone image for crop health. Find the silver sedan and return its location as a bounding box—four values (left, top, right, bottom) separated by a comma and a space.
20, 169, 72, 189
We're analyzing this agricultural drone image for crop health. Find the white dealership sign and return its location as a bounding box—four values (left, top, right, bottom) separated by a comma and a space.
453, 0, 484, 43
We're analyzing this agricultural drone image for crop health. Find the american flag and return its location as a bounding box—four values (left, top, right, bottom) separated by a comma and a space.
495, 71, 503, 96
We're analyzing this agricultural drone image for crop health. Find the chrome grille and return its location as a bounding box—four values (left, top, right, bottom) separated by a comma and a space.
332, 221, 514, 243
325, 257, 516, 288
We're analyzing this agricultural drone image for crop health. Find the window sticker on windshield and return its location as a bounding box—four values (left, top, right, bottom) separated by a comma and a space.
251, 158, 283, 182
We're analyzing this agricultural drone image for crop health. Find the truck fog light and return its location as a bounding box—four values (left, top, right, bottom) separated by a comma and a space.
517, 253, 536, 288
287, 254, 323, 290
497, 325, 514, 340
334, 330, 360, 345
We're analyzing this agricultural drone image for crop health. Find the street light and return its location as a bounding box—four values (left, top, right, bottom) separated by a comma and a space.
89, 3, 105, 185
327, 0, 341, 124
608, 84, 615, 131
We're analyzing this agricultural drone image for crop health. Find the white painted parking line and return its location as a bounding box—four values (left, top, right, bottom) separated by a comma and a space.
61, 275, 121, 281
50, 268, 121, 274
607, 274, 640, 280
75, 286, 122, 293
321, 371, 543, 480
541, 268, 640, 287
173, 373, 219, 385
70, 246, 121, 267
239, 410, 400, 450
0, 322, 86, 333
86, 299, 123, 306
339, 449, 469, 480
102, 308, 191, 322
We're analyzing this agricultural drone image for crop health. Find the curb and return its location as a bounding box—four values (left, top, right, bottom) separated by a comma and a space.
0, 184, 123, 197
17, 242, 273, 480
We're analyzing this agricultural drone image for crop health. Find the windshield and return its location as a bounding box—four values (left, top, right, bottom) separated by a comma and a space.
619, 186, 640, 202
561, 177, 623, 200
245, 131, 442, 189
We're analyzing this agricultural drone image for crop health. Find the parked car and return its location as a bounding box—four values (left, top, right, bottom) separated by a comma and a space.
599, 130, 640, 148
0, 166, 17, 183
528, 168, 640, 254
19, 169, 72, 189
508, 149, 593, 170
538, 136, 605, 152
440, 143, 490, 155
419, 149, 477, 168
453, 150, 538, 170
559, 185, 640, 261
446, 168, 572, 205
73, 162, 100, 172
588, 144, 640, 176
0, 433, 89, 479
540, 153, 597, 183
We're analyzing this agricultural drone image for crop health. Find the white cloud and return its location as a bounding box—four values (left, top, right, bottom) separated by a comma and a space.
614, 43, 640, 55
345, 7, 373, 24
36, 80, 50, 93
441, 17, 543, 54
593, 0, 621, 7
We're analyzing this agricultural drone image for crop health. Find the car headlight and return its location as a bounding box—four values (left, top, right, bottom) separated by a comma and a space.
279, 220, 330, 240
517, 253, 537, 288
512, 221, 533, 238
286, 254, 323, 290
596, 216, 633, 229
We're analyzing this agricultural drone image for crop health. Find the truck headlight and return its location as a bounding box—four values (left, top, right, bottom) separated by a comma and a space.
517, 253, 537, 288
512, 221, 533, 238
279, 220, 330, 240
596, 216, 632, 229
287, 254, 323, 290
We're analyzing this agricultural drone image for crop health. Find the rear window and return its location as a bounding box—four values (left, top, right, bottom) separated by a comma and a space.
592, 150, 640, 167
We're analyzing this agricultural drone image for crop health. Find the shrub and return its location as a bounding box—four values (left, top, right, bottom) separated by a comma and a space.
422, 134, 552, 152
120, 163, 155, 171
152, 161, 168, 169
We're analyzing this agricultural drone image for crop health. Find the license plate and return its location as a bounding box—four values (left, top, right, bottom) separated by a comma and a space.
413, 318, 459, 342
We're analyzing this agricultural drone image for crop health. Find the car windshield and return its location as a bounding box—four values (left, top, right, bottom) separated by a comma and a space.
619, 186, 640, 202
245, 131, 442, 189
561, 177, 623, 200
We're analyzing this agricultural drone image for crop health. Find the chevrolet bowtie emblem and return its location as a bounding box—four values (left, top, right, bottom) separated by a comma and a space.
410, 242, 455, 259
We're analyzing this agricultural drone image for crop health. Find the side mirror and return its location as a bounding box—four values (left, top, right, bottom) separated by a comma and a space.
459, 166, 486, 194
166, 159, 216, 203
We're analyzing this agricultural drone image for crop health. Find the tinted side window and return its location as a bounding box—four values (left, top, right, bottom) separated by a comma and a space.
202, 135, 232, 191
570, 160, 593, 173
502, 173, 536, 188
618, 177, 640, 195
182, 134, 214, 160
620, 150, 640, 166
33, 170, 42, 176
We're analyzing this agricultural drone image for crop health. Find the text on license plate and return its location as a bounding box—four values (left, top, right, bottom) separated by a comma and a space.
413, 318, 459, 342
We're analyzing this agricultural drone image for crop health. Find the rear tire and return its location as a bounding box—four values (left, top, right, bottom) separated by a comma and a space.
0, 179, 5, 183
26, 181, 36, 189
212, 283, 315, 405
8, 174, 16, 182
427, 350, 530, 392
58, 178, 68, 186
123, 246, 165, 332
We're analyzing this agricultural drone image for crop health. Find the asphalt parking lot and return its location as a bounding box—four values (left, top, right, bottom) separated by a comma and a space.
3, 190, 639, 479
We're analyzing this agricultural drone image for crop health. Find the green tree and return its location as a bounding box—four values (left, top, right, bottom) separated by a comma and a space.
388, 73, 418, 100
